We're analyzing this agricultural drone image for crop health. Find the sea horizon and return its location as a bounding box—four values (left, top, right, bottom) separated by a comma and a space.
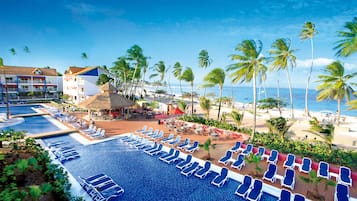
147, 84, 357, 117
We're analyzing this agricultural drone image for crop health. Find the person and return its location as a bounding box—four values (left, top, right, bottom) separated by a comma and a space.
90, 118, 95, 126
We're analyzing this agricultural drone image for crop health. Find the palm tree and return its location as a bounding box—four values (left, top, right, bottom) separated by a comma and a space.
150, 61, 167, 99
300, 21, 317, 116
316, 61, 356, 126
81, 52, 88, 66
202, 68, 225, 120
198, 49, 212, 95
269, 38, 297, 119
111, 56, 131, 94
199, 97, 211, 119
227, 40, 266, 141
172, 62, 183, 97
23, 46, 30, 53
334, 17, 357, 57
127, 45, 145, 97
198, 138, 216, 160
9, 48, 16, 55
231, 110, 244, 127
181, 67, 195, 115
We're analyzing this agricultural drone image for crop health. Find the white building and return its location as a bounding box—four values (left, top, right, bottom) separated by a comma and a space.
63, 66, 109, 105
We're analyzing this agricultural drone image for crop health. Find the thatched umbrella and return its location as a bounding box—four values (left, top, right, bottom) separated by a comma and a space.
78, 83, 134, 118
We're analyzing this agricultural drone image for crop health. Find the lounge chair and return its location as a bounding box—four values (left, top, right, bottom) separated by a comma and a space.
293, 194, 306, 201
160, 150, 181, 164
176, 154, 192, 170
263, 163, 277, 183
177, 138, 190, 150
79, 173, 107, 185
282, 168, 295, 190
185, 141, 199, 153
158, 148, 175, 160
241, 144, 253, 156
100, 185, 124, 200
151, 130, 164, 139
230, 141, 241, 152
147, 129, 159, 138
235, 175, 252, 198
194, 161, 211, 179
255, 146, 265, 160
218, 150, 233, 165
284, 153, 296, 169
181, 161, 200, 177
334, 183, 349, 201
143, 142, 158, 152
135, 125, 147, 133
141, 127, 153, 135
211, 167, 229, 188
231, 154, 245, 170
161, 133, 174, 143
317, 161, 330, 179
169, 136, 181, 145
338, 166, 352, 186
278, 189, 292, 201
82, 124, 94, 133
246, 179, 263, 201
267, 149, 279, 164
146, 144, 163, 156
299, 157, 312, 174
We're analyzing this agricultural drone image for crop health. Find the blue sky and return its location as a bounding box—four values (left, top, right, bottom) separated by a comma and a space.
1, 0, 357, 88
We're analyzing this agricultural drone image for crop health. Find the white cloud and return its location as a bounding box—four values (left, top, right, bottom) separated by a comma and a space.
296, 57, 335, 68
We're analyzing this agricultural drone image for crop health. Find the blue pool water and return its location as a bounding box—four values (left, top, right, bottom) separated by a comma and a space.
0, 104, 43, 115
43, 136, 278, 201
4, 115, 60, 134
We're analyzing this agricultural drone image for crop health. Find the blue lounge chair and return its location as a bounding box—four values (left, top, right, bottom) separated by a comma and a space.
160, 150, 181, 164
177, 138, 190, 150
255, 146, 265, 160
282, 168, 295, 190
211, 167, 229, 188
146, 144, 163, 156
147, 129, 159, 137
185, 141, 199, 153
317, 161, 330, 179
230, 141, 241, 152
284, 153, 296, 169
267, 149, 279, 164
135, 125, 147, 133
263, 163, 277, 183
294, 194, 306, 201
161, 133, 174, 143
158, 148, 175, 160
231, 154, 245, 170
194, 161, 211, 179
335, 183, 349, 201
218, 150, 233, 165
79, 173, 106, 184
299, 157, 312, 174
235, 175, 252, 198
246, 179, 263, 201
169, 136, 181, 145
241, 144, 253, 156
278, 189, 292, 201
176, 155, 193, 170
338, 166, 352, 186
142, 127, 153, 135
151, 130, 164, 139
100, 185, 124, 200
181, 161, 200, 177
143, 142, 158, 152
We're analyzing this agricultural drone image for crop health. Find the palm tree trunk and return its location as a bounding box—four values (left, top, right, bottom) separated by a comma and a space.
179, 80, 183, 100
304, 38, 314, 116
231, 85, 234, 109
286, 69, 294, 119
337, 98, 341, 126
252, 67, 257, 142
217, 85, 223, 121
277, 78, 281, 116
191, 83, 194, 115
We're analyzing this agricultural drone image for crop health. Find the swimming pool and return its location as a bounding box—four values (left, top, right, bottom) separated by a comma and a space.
43, 136, 278, 201
0, 104, 43, 115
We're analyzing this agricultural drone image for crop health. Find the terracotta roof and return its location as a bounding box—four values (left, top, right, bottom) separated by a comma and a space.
64, 66, 85, 75
0, 66, 58, 76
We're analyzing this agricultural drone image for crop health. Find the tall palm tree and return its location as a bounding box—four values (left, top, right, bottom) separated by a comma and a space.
199, 97, 211, 119
316, 61, 356, 126
111, 56, 132, 94
23, 46, 30, 53
81, 52, 88, 66
9, 48, 16, 55
203, 68, 225, 120
150, 61, 166, 84
269, 38, 297, 119
334, 17, 357, 57
127, 45, 145, 97
227, 40, 267, 141
172, 62, 183, 97
181, 67, 195, 115
198, 49, 212, 95
300, 21, 317, 116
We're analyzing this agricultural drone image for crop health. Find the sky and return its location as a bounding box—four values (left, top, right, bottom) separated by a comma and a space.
1, 0, 357, 89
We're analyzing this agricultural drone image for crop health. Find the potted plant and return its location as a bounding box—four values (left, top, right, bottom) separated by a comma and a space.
244, 153, 263, 177
199, 138, 216, 160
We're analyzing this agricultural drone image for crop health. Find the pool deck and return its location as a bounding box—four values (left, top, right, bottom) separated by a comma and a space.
28, 128, 79, 139
64, 111, 357, 200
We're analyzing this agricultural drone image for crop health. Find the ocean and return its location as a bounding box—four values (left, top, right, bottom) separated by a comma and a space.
151, 84, 357, 117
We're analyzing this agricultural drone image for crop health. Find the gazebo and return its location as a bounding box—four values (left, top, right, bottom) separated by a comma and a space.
78, 83, 134, 120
